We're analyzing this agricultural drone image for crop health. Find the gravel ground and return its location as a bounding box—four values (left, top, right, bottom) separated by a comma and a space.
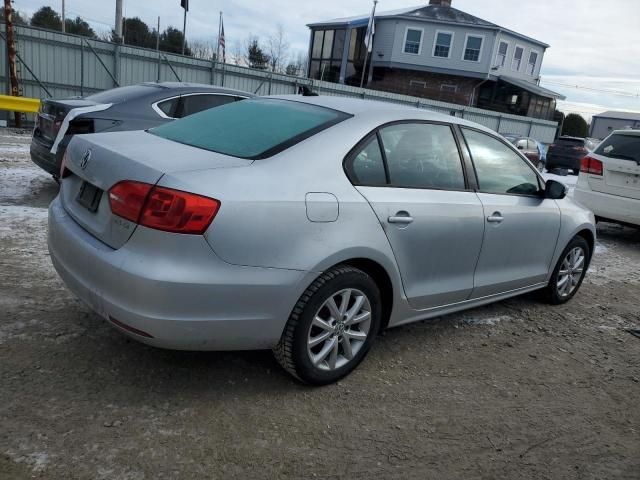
1, 130, 639, 480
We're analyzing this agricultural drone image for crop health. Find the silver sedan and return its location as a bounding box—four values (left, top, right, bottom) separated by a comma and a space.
48, 95, 596, 385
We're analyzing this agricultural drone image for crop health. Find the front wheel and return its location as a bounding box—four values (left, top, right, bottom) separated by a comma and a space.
274, 266, 382, 385
544, 236, 591, 304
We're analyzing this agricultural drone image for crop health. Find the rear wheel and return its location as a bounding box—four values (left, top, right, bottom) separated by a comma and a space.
544, 236, 590, 304
274, 266, 381, 385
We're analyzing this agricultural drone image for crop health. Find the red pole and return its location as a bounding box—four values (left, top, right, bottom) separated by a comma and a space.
3, 0, 21, 127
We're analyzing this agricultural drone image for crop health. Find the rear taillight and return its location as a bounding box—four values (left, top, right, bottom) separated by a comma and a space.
580, 156, 603, 176
59, 152, 72, 178
108, 181, 153, 223
108, 181, 220, 235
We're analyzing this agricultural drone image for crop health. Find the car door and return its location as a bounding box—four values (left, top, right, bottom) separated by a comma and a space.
460, 127, 561, 298
348, 122, 485, 310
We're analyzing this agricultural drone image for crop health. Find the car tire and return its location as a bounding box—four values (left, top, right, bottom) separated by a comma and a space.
274, 265, 382, 385
544, 236, 591, 305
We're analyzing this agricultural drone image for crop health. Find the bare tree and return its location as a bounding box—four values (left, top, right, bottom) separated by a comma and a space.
267, 24, 289, 73
231, 40, 245, 66
190, 39, 215, 61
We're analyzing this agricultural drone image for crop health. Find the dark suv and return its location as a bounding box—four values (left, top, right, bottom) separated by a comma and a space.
546, 136, 598, 175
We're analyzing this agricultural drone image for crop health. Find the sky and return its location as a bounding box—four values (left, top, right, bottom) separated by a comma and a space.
12, 0, 640, 119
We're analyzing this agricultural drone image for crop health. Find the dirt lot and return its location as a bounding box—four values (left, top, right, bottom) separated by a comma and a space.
1, 130, 639, 480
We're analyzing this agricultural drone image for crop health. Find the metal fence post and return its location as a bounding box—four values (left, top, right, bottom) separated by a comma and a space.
80, 40, 84, 96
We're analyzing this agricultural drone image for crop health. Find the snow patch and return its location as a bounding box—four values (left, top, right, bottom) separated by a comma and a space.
462, 315, 512, 326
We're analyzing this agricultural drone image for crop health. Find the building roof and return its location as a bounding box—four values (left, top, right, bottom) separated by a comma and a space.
308, 4, 550, 48
499, 76, 566, 100
593, 111, 640, 121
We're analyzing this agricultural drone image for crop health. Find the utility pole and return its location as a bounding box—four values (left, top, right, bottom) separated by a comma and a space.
3, 0, 21, 127
156, 16, 161, 82
180, 0, 188, 55
61, 0, 66, 33
114, 0, 123, 43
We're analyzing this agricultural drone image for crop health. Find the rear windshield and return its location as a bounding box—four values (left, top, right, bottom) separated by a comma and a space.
86, 85, 160, 103
149, 98, 351, 159
556, 137, 585, 146
594, 134, 640, 163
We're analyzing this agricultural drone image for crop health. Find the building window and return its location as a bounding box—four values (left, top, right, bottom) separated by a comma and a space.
526, 51, 538, 75
512, 46, 524, 71
433, 30, 453, 58
404, 28, 423, 55
495, 41, 508, 67
441, 85, 457, 93
309, 28, 346, 83
409, 80, 427, 88
463, 35, 483, 62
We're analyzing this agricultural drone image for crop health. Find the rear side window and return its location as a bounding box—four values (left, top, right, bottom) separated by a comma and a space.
178, 94, 237, 118
348, 137, 387, 186
380, 123, 466, 190
150, 98, 351, 159
463, 128, 541, 196
156, 98, 179, 118
595, 134, 640, 163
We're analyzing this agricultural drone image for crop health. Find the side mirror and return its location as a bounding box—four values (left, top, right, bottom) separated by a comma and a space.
544, 179, 568, 200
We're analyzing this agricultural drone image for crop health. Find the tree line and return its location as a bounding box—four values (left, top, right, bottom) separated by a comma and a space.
2, 6, 307, 75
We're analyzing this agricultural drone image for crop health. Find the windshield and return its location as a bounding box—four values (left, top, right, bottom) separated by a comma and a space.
149, 98, 351, 159
595, 133, 640, 163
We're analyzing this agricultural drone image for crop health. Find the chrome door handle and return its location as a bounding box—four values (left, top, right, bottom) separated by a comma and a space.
388, 214, 414, 225
487, 212, 504, 223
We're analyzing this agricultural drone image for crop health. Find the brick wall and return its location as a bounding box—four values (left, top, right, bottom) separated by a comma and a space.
368, 68, 481, 106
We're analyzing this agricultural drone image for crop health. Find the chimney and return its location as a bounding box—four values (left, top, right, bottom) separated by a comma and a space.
429, 0, 452, 6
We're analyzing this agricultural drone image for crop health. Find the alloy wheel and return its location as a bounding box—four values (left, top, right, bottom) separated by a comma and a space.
557, 246, 586, 298
307, 288, 372, 371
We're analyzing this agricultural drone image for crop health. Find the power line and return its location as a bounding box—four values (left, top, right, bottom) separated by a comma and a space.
541, 80, 640, 98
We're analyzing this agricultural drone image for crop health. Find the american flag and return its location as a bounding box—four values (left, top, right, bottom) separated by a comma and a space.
218, 18, 226, 63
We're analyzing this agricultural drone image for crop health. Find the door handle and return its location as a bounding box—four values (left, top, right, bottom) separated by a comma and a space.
388, 212, 414, 225
487, 212, 504, 223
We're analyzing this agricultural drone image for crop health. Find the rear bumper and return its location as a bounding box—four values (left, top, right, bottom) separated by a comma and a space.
48, 197, 316, 350
30, 137, 65, 176
574, 182, 640, 227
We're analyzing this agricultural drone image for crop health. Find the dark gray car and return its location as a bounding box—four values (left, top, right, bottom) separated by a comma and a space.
30, 82, 253, 176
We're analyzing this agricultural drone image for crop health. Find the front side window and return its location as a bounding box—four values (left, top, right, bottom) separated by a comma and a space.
348, 136, 387, 186
404, 28, 422, 54
527, 51, 539, 75
462, 128, 541, 196
496, 41, 508, 67
463, 35, 483, 62
433, 31, 453, 58
150, 98, 351, 160
380, 123, 466, 190
512, 46, 524, 71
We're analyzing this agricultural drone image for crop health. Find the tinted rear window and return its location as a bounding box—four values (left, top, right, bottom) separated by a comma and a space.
556, 138, 585, 146
149, 98, 351, 159
86, 85, 160, 103
594, 134, 640, 163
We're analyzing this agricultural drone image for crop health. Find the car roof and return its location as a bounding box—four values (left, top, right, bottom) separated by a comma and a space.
141, 82, 253, 96
266, 94, 497, 133
610, 129, 640, 136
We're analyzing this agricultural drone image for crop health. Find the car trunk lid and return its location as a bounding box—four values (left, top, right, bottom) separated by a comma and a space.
34, 98, 99, 146
60, 130, 252, 249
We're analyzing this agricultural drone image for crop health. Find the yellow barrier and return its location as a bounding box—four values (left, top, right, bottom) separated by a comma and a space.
0, 95, 41, 114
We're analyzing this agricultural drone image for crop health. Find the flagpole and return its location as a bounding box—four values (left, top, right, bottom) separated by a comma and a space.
359, 0, 377, 89
216, 11, 222, 64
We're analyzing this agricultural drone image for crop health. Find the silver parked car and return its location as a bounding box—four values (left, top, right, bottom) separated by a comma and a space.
48, 96, 596, 385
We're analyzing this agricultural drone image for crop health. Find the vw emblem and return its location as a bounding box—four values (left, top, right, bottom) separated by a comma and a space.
80, 149, 92, 169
